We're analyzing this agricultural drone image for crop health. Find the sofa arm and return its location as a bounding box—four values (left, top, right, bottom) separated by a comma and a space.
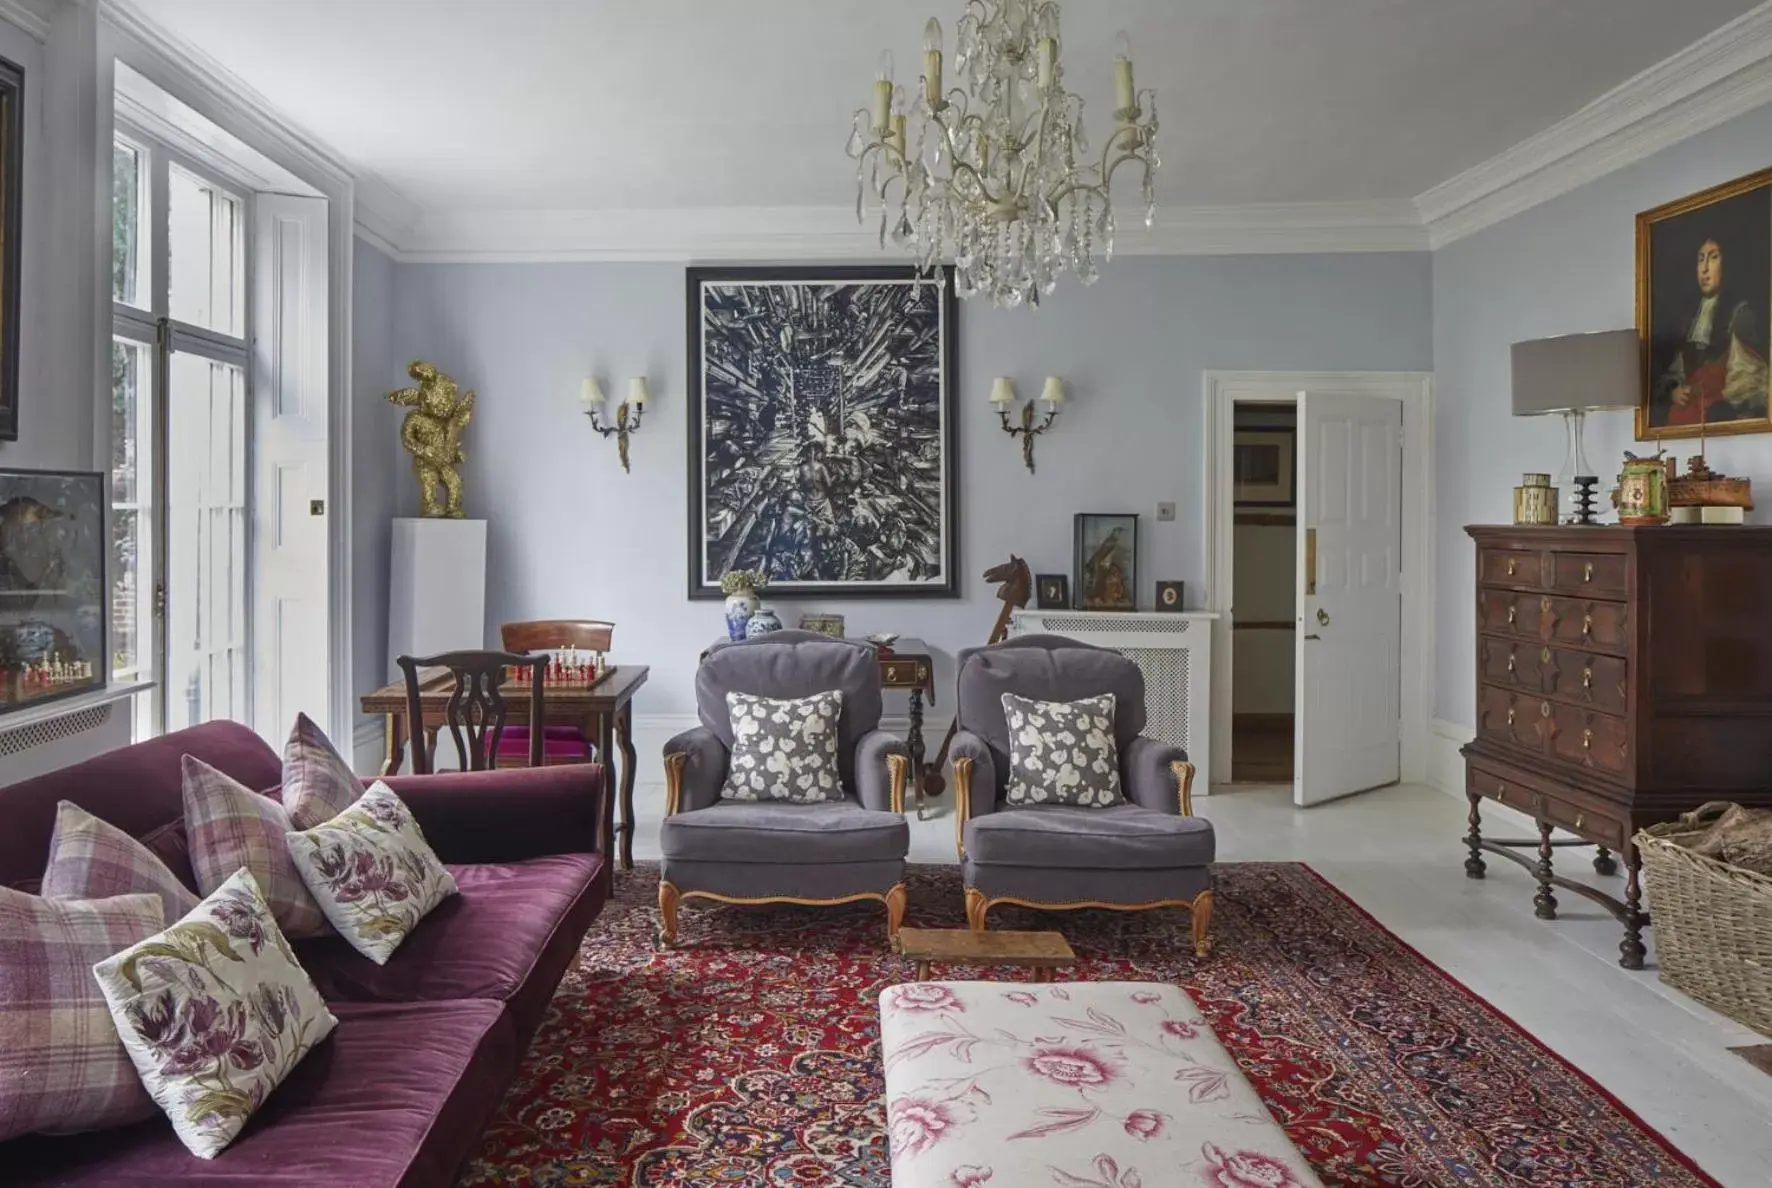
664, 726, 728, 815
855, 728, 912, 814
1123, 735, 1196, 816
950, 729, 999, 859
380, 764, 604, 864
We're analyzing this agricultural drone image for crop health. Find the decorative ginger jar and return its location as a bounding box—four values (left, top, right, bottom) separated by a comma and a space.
1618, 454, 1671, 526
744, 605, 784, 638
724, 591, 760, 641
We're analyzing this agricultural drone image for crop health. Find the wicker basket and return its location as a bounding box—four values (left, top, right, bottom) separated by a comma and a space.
1637, 808, 1772, 1038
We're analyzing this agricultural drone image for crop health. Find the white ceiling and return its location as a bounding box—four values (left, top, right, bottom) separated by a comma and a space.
130, 0, 1763, 221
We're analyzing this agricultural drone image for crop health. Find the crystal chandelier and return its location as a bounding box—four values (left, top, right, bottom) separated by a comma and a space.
846, 1, 1158, 308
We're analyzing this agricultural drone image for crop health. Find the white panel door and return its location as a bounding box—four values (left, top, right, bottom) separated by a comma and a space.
250, 194, 331, 741
1294, 391, 1401, 806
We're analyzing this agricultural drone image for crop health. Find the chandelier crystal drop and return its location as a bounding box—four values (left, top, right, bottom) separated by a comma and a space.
845, 1, 1158, 308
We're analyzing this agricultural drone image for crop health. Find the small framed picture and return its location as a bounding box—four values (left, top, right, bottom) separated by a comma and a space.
1073, 513, 1138, 611
1035, 573, 1070, 610
1155, 580, 1185, 611
1234, 429, 1296, 507
797, 614, 847, 638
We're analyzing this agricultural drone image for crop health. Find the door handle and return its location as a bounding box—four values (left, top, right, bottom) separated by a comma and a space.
1316, 607, 1330, 627
1303, 634, 1321, 641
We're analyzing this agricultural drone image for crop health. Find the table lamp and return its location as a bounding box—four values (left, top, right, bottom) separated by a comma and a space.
1510, 330, 1639, 524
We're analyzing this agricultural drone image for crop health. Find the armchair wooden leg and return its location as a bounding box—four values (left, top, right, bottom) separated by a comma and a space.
965, 886, 990, 932
658, 881, 680, 949
884, 883, 908, 942
1189, 889, 1214, 959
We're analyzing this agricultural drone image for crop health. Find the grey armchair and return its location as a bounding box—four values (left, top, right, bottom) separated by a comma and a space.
949, 634, 1216, 955
658, 631, 912, 946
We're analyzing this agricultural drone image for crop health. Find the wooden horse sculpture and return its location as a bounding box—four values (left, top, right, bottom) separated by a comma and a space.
923, 555, 1032, 798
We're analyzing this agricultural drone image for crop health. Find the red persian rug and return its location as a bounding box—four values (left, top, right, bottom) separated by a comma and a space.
459, 863, 1718, 1187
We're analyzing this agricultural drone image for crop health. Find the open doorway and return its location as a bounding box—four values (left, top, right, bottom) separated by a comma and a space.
1230, 402, 1297, 784
1203, 372, 1435, 805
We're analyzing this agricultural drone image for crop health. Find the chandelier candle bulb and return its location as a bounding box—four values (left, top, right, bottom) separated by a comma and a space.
892, 114, 908, 162
923, 17, 943, 104
1037, 36, 1056, 90
1114, 30, 1135, 113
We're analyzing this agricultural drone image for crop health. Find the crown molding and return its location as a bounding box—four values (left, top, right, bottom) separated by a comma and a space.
389, 199, 1428, 264
1417, 1, 1772, 247
0, 0, 52, 41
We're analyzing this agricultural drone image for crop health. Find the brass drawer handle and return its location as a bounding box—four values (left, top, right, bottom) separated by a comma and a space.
1541, 701, 1552, 719
1496, 782, 1507, 803
1507, 653, 1516, 674
1582, 612, 1593, 638
1575, 813, 1586, 829
1542, 596, 1551, 613
1583, 561, 1594, 583
1506, 707, 1516, 726
917, 665, 928, 684
1583, 666, 1593, 689
1582, 728, 1593, 750
1506, 558, 1517, 576
1507, 607, 1517, 626
1540, 647, 1550, 664
884, 664, 900, 683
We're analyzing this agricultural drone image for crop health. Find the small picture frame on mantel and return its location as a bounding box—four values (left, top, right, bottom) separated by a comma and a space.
1073, 513, 1137, 612
1035, 573, 1070, 610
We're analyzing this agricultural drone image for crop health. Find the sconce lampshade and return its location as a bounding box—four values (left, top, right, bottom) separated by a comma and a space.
579, 377, 606, 406
627, 377, 650, 407
1511, 330, 1638, 416
1040, 376, 1065, 404
988, 377, 1015, 404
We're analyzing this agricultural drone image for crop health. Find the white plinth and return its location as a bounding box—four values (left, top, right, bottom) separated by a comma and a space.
388, 518, 487, 672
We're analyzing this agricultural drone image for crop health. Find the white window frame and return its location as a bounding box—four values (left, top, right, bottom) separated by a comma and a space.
110, 118, 255, 737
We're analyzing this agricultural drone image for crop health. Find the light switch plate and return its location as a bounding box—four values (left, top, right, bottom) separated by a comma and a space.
1156, 502, 1176, 522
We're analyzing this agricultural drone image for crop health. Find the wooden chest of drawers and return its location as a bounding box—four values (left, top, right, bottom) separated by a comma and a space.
1462, 524, 1772, 968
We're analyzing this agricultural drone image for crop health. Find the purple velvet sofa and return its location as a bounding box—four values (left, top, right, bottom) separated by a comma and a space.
0, 720, 609, 1187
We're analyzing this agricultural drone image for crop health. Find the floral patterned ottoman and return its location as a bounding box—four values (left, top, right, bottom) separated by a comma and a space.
880, 980, 1322, 1187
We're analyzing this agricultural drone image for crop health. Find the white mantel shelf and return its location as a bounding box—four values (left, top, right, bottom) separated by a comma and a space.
0, 682, 153, 735
1012, 610, 1222, 622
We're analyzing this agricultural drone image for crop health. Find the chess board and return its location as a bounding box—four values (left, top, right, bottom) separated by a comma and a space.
499, 664, 618, 691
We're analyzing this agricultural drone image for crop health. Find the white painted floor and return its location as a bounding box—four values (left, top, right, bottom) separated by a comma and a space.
625, 780, 1772, 1187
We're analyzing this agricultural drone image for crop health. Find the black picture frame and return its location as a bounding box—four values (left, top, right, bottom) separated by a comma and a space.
1155, 580, 1185, 611
685, 265, 960, 600
1233, 428, 1296, 508
0, 56, 24, 442
1035, 573, 1069, 610
1, 468, 107, 714
1073, 513, 1138, 611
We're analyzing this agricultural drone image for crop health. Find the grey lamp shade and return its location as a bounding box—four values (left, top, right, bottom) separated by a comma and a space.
1511, 330, 1639, 415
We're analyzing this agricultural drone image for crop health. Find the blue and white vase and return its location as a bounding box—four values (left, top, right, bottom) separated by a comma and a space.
724, 591, 760, 641
744, 604, 784, 638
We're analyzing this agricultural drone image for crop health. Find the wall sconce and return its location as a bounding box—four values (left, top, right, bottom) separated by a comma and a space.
991, 376, 1064, 473
579, 377, 649, 472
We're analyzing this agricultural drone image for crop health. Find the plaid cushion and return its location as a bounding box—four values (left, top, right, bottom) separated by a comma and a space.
40, 801, 200, 923
0, 887, 165, 1141
281, 712, 365, 830
182, 756, 329, 939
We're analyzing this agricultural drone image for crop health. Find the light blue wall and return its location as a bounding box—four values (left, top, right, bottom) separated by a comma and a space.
350, 237, 399, 727
385, 252, 1433, 715
1433, 105, 1772, 728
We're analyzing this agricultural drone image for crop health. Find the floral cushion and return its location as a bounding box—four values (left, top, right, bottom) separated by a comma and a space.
0, 888, 165, 1141
281, 712, 367, 830
879, 980, 1322, 1188
1001, 691, 1124, 807
40, 800, 201, 923
286, 783, 458, 964
182, 755, 330, 939
720, 690, 845, 803
92, 867, 338, 1159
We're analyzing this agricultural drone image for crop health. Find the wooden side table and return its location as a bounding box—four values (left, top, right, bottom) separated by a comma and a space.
894, 927, 1076, 982
875, 639, 937, 818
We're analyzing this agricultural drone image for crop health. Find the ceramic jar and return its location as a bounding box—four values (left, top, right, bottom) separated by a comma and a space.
1618, 455, 1671, 526
723, 591, 760, 641
744, 605, 784, 638
1513, 472, 1557, 525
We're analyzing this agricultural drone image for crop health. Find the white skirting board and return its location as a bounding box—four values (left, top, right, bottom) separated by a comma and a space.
1426, 716, 1542, 835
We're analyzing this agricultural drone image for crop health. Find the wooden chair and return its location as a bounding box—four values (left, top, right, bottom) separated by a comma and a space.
397, 650, 545, 774
494, 620, 615, 766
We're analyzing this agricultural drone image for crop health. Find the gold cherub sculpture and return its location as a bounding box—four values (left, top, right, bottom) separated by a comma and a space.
387, 360, 476, 518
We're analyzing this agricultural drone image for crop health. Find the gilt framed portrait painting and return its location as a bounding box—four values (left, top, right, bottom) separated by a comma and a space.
686, 265, 959, 599
1637, 166, 1772, 440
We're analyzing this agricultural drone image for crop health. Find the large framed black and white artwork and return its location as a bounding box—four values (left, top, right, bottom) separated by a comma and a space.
686, 265, 959, 599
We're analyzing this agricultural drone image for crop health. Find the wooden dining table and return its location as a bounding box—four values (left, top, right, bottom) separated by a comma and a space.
359, 664, 649, 871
